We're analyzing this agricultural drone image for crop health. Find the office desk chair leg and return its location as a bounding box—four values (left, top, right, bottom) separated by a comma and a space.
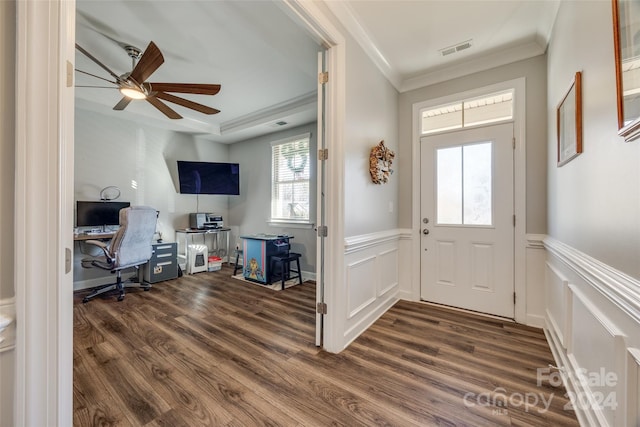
82, 267, 149, 303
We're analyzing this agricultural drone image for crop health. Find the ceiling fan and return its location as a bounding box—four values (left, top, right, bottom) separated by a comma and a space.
75, 41, 221, 119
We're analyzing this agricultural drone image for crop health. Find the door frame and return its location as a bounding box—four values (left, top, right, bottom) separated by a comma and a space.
15, 0, 347, 424
411, 77, 527, 323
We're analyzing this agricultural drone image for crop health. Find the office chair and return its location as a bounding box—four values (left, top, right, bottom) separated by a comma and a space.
81, 206, 157, 303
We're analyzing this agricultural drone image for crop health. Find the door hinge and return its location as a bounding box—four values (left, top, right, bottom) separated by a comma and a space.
513, 292, 517, 305
513, 215, 516, 227
319, 72, 329, 84
318, 148, 328, 160
317, 302, 327, 314
317, 225, 328, 237
66, 61, 74, 87
512, 137, 516, 149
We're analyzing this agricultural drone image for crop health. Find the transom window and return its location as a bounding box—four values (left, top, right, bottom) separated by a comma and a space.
271, 133, 311, 223
421, 90, 513, 135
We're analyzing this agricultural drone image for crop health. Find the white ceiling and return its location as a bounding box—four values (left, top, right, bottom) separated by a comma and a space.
75, 0, 560, 143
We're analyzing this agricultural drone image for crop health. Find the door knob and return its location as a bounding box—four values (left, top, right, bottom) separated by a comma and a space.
423, 229, 430, 235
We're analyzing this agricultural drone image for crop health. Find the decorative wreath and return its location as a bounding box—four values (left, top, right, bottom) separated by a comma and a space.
369, 140, 395, 184
282, 143, 308, 173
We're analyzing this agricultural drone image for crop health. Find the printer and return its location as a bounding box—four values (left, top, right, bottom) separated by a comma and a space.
189, 213, 224, 229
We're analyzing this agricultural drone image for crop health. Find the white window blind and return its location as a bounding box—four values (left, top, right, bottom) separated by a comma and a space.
271, 134, 310, 222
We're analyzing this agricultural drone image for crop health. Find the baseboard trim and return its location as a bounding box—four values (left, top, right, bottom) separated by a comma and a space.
73, 272, 137, 291
343, 294, 399, 348
525, 314, 545, 328
544, 319, 593, 427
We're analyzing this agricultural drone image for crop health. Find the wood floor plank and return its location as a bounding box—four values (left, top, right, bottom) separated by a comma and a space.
74, 265, 579, 426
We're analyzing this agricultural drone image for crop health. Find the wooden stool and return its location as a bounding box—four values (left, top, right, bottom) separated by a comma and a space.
233, 248, 243, 276
269, 252, 303, 290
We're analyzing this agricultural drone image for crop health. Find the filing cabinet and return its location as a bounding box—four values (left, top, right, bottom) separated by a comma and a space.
143, 242, 178, 283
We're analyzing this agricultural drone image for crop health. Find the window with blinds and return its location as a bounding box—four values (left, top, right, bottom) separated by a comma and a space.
271, 134, 310, 222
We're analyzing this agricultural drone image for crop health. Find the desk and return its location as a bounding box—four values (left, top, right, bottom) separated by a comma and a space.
73, 232, 115, 241
176, 228, 231, 270
240, 234, 292, 284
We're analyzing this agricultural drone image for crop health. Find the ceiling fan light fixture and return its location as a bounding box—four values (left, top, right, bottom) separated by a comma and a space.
119, 86, 147, 100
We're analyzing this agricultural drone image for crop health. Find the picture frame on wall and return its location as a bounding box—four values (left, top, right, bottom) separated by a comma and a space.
557, 71, 583, 167
613, 0, 640, 142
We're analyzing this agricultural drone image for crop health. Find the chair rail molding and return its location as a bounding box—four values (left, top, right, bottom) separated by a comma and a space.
344, 228, 412, 254
543, 236, 640, 325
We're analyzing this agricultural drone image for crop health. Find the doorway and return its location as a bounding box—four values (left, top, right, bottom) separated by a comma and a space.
420, 123, 514, 318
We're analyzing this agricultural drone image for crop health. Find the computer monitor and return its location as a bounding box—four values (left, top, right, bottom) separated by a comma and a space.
76, 201, 130, 228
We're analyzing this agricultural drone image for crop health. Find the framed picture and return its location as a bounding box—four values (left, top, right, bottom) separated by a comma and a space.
613, 0, 640, 141
557, 71, 582, 167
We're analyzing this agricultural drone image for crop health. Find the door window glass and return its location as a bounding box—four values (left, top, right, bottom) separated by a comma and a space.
436, 142, 493, 226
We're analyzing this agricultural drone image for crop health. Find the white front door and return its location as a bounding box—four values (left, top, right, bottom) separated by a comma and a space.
420, 123, 514, 318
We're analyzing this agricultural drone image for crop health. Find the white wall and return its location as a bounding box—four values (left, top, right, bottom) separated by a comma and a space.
74, 108, 232, 288
545, 2, 640, 425
0, 1, 15, 425
228, 123, 317, 274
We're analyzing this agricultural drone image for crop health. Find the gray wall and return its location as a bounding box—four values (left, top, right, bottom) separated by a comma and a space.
398, 55, 548, 234
74, 109, 232, 286
0, 1, 15, 425
344, 34, 400, 237
547, 0, 640, 280
228, 123, 317, 273
75, 109, 319, 283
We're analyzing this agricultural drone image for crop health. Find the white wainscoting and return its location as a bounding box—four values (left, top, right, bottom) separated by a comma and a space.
526, 234, 547, 327
342, 229, 404, 346
544, 236, 640, 427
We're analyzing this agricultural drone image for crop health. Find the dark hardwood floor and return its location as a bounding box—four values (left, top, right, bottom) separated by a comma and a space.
74, 265, 579, 426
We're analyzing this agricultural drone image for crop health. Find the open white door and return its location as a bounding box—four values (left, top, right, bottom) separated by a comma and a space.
315, 50, 327, 346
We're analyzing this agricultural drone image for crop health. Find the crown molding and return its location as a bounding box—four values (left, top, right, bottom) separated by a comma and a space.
220, 91, 317, 135
324, 1, 402, 91
400, 40, 546, 92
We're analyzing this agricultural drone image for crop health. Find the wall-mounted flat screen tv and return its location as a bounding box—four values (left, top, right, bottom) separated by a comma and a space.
76, 201, 131, 227
177, 161, 240, 195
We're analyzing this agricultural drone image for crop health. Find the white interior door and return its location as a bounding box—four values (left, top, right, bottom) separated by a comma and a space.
420, 123, 514, 318
315, 50, 326, 346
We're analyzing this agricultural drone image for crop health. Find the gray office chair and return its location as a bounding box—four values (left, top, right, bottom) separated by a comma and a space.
81, 206, 157, 303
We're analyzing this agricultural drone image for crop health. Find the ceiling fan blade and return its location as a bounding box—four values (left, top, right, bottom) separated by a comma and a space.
145, 83, 221, 95
154, 92, 220, 115
113, 97, 132, 111
129, 41, 164, 84
75, 69, 117, 85
146, 96, 182, 119
76, 85, 118, 89
75, 43, 121, 81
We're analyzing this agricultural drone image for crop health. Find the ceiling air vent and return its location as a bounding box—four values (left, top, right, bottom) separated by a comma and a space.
440, 39, 473, 57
